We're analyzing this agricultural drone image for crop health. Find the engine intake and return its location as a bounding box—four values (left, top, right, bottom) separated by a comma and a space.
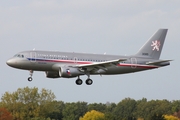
46, 71, 60, 78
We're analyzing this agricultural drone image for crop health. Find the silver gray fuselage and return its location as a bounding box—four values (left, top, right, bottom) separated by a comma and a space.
6, 29, 171, 83
7, 50, 164, 76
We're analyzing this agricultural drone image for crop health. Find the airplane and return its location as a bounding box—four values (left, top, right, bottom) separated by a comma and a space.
6, 29, 172, 85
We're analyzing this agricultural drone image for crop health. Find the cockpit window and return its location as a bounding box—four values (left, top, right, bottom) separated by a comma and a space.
14, 54, 18, 57
14, 54, 25, 58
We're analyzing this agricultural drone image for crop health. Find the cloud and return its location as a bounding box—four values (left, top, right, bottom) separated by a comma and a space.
0, 0, 180, 43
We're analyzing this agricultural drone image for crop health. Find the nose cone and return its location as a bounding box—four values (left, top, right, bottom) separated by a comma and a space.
6, 59, 15, 67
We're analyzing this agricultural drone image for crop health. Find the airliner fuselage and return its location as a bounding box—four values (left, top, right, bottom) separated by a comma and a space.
6, 29, 171, 85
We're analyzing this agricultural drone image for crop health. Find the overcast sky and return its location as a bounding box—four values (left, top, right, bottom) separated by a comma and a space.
0, 0, 179, 103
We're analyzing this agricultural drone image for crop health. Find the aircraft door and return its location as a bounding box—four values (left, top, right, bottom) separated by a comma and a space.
131, 58, 137, 68
30, 52, 36, 62
74, 57, 78, 64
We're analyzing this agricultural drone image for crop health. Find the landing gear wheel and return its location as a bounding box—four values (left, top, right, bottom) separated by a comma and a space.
86, 79, 93, 85
76, 79, 83, 85
28, 77, 33, 81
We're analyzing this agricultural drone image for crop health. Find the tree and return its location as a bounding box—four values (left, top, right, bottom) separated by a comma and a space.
46, 101, 65, 120
171, 100, 180, 118
62, 102, 87, 120
104, 102, 116, 120
105, 102, 116, 113
104, 112, 116, 120
172, 100, 180, 113
0, 87, 57, 120
135, 99, 171, 120
80, 110, 106, 120
135, 98, 147, 119
0, 108, 13, 120
88, 103, 106, 113
113, 98, 137, 120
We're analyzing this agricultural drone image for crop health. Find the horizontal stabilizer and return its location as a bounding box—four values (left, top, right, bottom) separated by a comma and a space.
146, 60, 172, 65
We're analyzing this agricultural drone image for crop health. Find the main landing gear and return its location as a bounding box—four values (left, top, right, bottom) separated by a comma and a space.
86, 78, 93, 85
28, 70, 33, 82
75, 76, 93, 85
76, 77, 83, 85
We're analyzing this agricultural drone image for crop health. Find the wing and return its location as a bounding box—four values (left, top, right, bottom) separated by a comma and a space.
71, 58, 127, 72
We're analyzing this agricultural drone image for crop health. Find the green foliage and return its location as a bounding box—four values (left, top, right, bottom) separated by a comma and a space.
88, 103, 106, 113
105, 102, 116, 112
171, 100, 180, 113
136, 99, 171, 120
135, 98, 148, 118
113, 98, 137, 120
1, 87, 180, 120
104, 102, 117, 120
0, 86, 57, 120
62, 102, 87, 120
47, 101, 65, 120
104, 112, 116, 120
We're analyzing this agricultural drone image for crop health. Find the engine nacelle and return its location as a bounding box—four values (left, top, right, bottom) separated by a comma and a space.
59, 67, 83, 78
46, 71, 60, 78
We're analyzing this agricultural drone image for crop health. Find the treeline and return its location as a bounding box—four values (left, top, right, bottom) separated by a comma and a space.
0, 87, 180, 120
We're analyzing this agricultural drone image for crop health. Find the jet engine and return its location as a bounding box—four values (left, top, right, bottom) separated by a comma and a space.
45, 71, 60, 78
59, 67, 83, 78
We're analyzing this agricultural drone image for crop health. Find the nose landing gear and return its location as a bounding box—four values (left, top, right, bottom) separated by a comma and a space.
28, 77, 33, 81
28, 70, 33, 82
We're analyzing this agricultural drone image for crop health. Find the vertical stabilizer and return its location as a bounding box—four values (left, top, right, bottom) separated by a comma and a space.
135, 29, 168, 59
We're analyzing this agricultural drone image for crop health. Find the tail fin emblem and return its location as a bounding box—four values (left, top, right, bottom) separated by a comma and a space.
151, 40, 161, 51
